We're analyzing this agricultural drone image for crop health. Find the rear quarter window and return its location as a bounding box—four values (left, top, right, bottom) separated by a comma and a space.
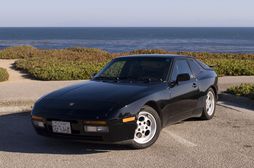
196, 60, 212, 70
188, 59, 203, 76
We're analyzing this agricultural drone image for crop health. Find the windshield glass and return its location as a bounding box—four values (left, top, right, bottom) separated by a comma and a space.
94, 57, 172, 82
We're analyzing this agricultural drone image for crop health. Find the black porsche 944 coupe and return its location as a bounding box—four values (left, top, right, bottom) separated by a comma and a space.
32, 54, 218, 149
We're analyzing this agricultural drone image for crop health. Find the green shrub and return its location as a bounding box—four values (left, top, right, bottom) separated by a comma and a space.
0, 46, 254, 80
14, 48, 111, 80
201, 59, 254, 76
0, 46, 39, 59
177, 51, 254, 60
124, 49, 170, 55
226, 84, 254, 99
0, 68, 9, 82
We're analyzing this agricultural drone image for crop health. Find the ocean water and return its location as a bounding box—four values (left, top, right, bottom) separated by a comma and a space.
0, 27, 254, 53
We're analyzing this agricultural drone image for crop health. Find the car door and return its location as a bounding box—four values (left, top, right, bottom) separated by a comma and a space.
165, 58, 200, 124
187, 58, 205, 115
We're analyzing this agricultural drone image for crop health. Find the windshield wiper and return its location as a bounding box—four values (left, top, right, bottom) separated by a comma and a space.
118, 76, 137, 81
136, 77, 153, 83
94, 76, 162, 83
94, 76, 137, 83
142, 77, 164, 83
94, 76, 119, 81
131, 77, 162, 83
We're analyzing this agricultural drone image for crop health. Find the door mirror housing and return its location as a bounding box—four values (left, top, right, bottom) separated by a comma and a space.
90, 72, 97, 79
176, 73, 190, 82
169, 73, 191, 87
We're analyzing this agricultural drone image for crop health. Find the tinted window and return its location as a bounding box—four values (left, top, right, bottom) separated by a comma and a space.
188, 59, 202, 76
171, 59, 193, 81
96, 58, 172, 82
196, 60, 211, 70
101, 60, 125, 77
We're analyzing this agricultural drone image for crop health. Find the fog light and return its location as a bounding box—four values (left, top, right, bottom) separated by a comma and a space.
84, 126, 109, 133
32, 115, 45, 128
83, 120, 107, 125
33, 120, 45, 128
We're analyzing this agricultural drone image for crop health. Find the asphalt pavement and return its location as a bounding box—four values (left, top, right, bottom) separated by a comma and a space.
0, 104, 253, 168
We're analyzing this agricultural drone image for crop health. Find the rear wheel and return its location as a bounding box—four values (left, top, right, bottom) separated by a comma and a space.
201, 88, 216, 120
129, 105, 161, 149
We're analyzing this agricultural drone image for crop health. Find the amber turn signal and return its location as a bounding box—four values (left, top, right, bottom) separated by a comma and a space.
122, 116, 136, 123
31, 115, 44, 121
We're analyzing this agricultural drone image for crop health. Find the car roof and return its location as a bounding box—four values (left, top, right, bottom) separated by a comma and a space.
116, 54, 194, 59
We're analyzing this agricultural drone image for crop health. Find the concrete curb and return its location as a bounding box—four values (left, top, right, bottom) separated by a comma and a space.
0, 100, 35, 106
0, 100, 34, 113
0, 105, 32, 113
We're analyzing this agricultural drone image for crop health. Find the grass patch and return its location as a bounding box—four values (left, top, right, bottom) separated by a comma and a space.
0, 68, 9, 82
1, 46, 254, 80
0, 46, 39, 59
226, 84, 254, 100
14, 48, 113, 80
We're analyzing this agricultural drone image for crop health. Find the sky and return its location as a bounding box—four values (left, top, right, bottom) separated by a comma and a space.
0, 0, 253, 27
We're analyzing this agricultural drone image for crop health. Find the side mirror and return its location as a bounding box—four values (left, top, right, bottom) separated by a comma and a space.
176, 73, 190, 82
90, 72, 97, 79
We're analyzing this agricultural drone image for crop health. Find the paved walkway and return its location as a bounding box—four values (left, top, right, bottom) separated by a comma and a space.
0, 59, 254, 105
218, 76, 254, 91
0, 80, 82, 104
0, 59, 31, 82
0, 59, 82, 105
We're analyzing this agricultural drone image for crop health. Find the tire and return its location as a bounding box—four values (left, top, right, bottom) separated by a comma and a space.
201, 88, 216, 120
129, 105, 161, 149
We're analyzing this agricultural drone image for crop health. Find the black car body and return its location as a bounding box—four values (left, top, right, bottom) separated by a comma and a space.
32, 54, 218, 148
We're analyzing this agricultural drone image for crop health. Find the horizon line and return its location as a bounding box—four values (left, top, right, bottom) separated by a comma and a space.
0, 26, 254, 28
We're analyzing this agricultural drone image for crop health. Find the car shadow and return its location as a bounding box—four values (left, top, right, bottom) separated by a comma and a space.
218, 93, 254, 112
0, 111, 130, 155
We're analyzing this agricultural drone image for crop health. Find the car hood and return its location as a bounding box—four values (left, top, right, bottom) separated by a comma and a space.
33, 80, 162, 119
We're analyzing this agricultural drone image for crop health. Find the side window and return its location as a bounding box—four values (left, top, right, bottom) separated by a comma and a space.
188, 59, 202, 76
171, 59, 193, 81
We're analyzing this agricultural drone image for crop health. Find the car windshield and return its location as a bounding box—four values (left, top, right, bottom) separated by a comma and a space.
94, 57, 172, 82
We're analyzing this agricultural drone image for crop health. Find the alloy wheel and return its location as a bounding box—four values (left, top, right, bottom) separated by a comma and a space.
206, 91, 215, 116
134, 111, 157, 144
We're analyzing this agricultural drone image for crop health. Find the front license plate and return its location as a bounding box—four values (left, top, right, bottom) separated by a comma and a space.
52, 121, 71, 134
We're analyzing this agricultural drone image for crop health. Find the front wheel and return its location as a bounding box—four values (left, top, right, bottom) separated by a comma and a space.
129, 105, 161, 149
201, 88, 216, 120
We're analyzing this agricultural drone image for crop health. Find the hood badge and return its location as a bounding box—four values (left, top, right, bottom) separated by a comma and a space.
69, 102, 75, 107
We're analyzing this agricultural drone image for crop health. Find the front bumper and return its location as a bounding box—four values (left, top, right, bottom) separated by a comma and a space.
32, 117, 137, 142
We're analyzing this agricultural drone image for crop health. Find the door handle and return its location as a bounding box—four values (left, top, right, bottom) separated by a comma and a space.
192, 83, 197, 88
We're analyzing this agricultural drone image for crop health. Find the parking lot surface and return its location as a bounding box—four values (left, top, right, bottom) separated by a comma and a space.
0, 104, 253, 168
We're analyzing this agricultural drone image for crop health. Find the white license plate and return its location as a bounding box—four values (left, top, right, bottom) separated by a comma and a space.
52, 121, 71, 134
